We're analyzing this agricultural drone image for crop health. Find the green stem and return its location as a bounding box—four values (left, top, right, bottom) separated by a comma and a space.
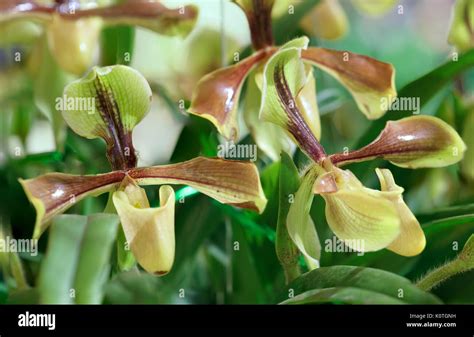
416, 259, 465, 291
10, 253, 29, 290
417, 235, 474, 291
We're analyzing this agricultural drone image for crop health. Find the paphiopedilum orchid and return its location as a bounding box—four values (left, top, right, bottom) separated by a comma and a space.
261, 38, 466, 268
189, 0, 396, 161
19, 65, 267, 275
0, 0, 198, 74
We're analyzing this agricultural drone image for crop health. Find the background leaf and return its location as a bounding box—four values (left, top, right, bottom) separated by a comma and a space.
38, 214, 119, 304
279, 265, 442, 304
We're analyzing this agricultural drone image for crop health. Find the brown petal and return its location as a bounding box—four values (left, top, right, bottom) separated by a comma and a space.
60, 0, 198, 37
129, 157, 267, 213
301, 47, 396, 119
19, 171, 125, 239
189, 50, 271, 140
330, 115, 466, 169
0, 0, 53, 22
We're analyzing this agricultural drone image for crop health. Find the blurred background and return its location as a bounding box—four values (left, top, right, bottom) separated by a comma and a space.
0, 0, 473, 304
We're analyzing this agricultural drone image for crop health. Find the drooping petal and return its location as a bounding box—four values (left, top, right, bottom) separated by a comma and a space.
62, 65, 152, 170
189, 50, 269, 140
19, 171, 125, 239
113, 179, 175, 275
375, 168, 426, 256
129, 157, 267, 213
314, 166, 400, 252
300, 0, 348, 40
260, 37, 325, 162
68, 0, 198, 38
330, 115, 467, 168
243, 70, 295, 161
233, 0, 274, 49
301, 47, 396, 119
287, 167, 321, 269
448, 0, 474, 52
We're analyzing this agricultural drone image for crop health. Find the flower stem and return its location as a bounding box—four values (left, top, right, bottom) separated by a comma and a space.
416, 260, 465, 291
417, 235, 474, 291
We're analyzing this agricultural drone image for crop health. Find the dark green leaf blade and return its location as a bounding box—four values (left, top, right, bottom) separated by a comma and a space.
280, 265, 441, 304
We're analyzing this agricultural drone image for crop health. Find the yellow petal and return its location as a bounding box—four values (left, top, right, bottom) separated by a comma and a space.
301, 47, 396, 119
376, 168, 426, 256
287, 167, 321, 269
314, 167, 400, 252
113, 181, 175, 275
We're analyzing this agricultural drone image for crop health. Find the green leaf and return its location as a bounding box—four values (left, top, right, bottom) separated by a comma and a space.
164, 195, 224, 285
100, 25, 135, 66
38, 214, 119, 304
228, 221, 267, 304
423, 214, 474, 236
280, 265, 442, 304
282, 287, 404, 304
73, 214, 120, 303
416, 203, 474, 223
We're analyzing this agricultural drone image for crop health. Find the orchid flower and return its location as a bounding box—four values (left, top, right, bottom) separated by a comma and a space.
0, 0, 198, 74
261, 38, 466, 268
189, 0, 396, 161
19, 65, 267, 275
